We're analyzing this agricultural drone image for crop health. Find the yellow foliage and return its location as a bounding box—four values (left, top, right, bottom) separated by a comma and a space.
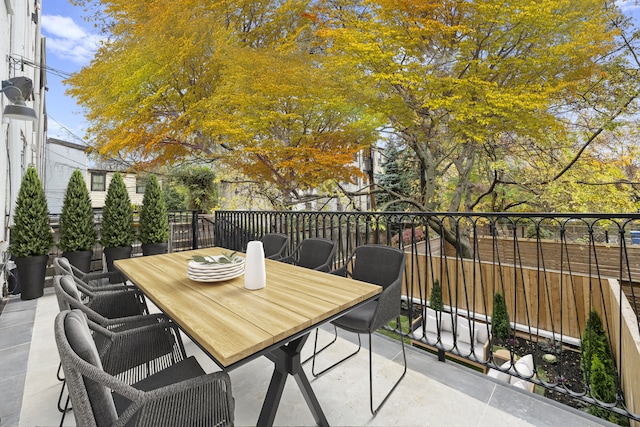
67, 0, 376, 200
67, 0, 639, 211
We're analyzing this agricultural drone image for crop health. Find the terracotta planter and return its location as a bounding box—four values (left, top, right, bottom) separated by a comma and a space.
103, 246, 132, 283
141, 242, 168, 256
62, 250, 93, 273
14, 254, 48, 300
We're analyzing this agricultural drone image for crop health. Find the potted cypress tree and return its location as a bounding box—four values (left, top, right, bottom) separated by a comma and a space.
100, 172, 135, 280
139, 174, 170, 255
58, 169, 96, 272
9, 166, 53, 299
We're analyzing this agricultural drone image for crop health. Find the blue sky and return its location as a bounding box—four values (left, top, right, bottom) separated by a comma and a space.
41, 0, 640, 144
41, 2, 101, 143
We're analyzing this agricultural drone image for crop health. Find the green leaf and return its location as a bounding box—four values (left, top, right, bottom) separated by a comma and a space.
191, 251, 242, 265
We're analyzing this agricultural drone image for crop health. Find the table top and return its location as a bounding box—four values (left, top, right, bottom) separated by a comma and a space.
115, 247, 381, 368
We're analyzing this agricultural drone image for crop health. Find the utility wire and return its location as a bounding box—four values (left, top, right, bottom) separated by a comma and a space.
48, 115, 87, 145
10, 54, 73, 79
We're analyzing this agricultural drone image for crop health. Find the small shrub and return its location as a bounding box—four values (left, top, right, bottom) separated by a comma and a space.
491, 293, 511, 340
580, 310, 626, 425
581, 310, 614, 381
429, 279, 444, 311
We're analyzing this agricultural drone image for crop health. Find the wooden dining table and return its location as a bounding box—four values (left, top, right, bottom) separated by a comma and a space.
115, 247, 381, 427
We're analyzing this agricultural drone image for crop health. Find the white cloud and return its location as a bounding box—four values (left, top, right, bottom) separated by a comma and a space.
42, 15, 102, 65
617, 0, 640, 13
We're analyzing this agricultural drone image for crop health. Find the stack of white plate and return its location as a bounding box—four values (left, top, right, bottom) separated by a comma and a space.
187, 255, 245, 282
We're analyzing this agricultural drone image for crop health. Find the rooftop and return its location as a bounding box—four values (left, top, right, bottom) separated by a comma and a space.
0, 286, 613, 427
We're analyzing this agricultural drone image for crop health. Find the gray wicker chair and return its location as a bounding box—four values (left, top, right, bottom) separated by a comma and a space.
54, 274, 168, 424
54, 256, 129, 290
260, 233, 289, 260
55, 309, 235, 427
310, 244, 407, 415
278, 237, 336, 272
54, 274, 148, 321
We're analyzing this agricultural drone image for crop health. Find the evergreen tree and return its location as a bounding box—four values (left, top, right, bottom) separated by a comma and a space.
375, 140, 415, 211
429, 279, 444, 311
491, 293, 511, 340
10, 166, 53, 257
139, 174, 170, 244
59, 169, 96, 252
100, 172, 135, 247
581, 310, 623, 423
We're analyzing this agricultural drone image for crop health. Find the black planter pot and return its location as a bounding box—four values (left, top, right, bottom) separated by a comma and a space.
141, 242, 168, 256
14, 254, 48, 300
103, 246, 132, 283
62, 250, 93, 273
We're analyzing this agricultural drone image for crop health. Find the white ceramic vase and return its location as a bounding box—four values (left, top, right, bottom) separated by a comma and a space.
244, 240, 266, 290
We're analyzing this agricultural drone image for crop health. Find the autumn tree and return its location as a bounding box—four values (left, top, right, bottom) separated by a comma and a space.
312, 0, 640, 254
67, 0, 376, 205
68, 0, 640, 226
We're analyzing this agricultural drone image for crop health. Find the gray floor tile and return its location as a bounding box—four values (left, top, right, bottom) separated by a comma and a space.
0, 345, 29, 380
0, 308, 35, 330
0, 321, 33, 350
0, 371, 25, 427
3, 289, 615, 427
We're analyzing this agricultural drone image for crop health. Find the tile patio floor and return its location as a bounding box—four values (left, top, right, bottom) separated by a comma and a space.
0, 286, 615, 427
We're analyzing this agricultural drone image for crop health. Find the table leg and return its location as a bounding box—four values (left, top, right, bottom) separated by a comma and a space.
258, 334, 329, 427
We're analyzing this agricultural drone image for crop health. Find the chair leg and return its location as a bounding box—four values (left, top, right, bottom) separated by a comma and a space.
57, 379, 67, 412
57, 363, 72, 424
369, 317, 407, 415
57, 362, 65, 381
310, 327, 362, 377
302, 326, 338, 365
60, 396, 73, 427
58, 390, 71, 427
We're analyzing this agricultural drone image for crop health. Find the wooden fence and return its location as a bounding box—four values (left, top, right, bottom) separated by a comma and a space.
403, 253, 640, 421
472, 237, 640, 283
403, 254, 607, 341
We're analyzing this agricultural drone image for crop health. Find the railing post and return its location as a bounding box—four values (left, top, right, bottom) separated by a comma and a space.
192, 210, 199, 249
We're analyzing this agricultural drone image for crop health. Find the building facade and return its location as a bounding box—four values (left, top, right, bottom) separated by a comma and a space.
87, 169, 150, 209
44, 138, 89, 213
1, 0, 46, 244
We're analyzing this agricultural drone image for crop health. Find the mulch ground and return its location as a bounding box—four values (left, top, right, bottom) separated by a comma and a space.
492, 336, 587, 410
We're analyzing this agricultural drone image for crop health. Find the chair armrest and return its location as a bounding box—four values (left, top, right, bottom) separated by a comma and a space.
94, 321, 187, 378
73, 276, 133, 294
278, 255, 296, 265
410, 315, 423, 333
481, 338, 491, 373
101, 313, 169, 329
80, 270, 128, 287
87, 291, 148, 318
119, 372, 235, 427
371, 277, 401, 332
329, 266, 348, 277
313, 260, 333, 272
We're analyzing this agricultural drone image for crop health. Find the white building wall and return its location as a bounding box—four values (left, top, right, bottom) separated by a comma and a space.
1, 0, 46, 244
44, 139, 89, 213
1, 0, 13, 246
86, 171, 149, 209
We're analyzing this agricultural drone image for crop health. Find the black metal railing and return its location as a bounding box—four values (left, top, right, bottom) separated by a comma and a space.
47, 210, 215, 270
40, 208, 640, 421
214, 210, 640, 423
